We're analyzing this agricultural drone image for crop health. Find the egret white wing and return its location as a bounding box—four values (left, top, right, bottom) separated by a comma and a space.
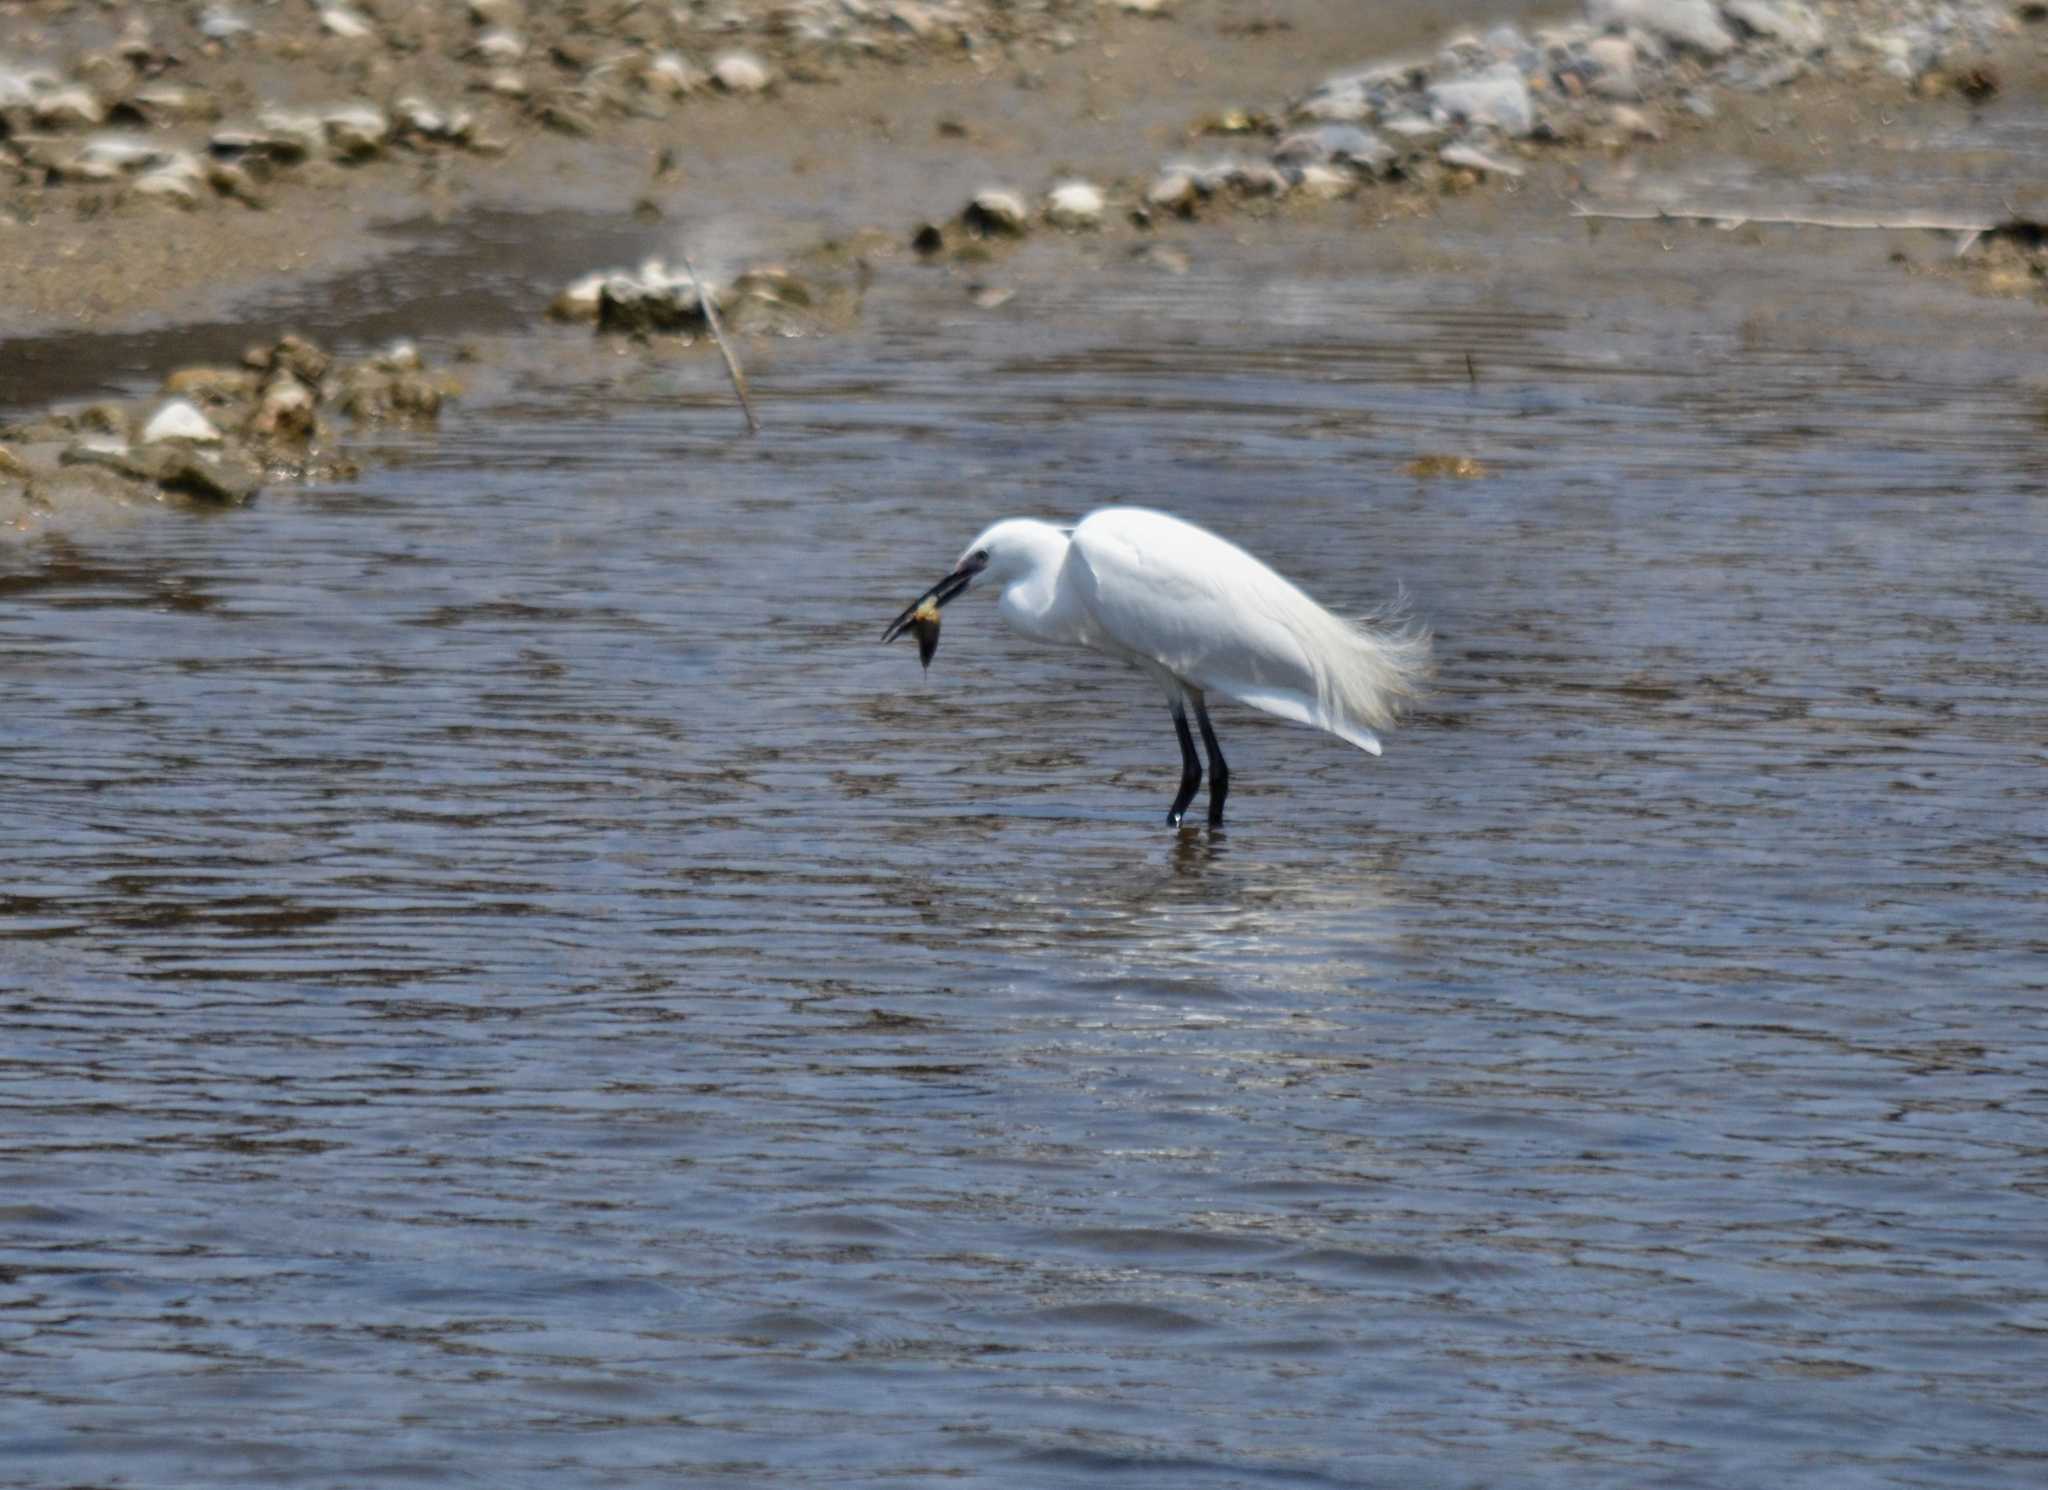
1066, 508, 1426, 754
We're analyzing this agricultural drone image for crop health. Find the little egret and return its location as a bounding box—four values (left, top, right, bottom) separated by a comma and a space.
881, 506, 1430, 826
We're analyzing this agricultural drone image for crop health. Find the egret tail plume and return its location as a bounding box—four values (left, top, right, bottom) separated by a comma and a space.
1260, 596, 1430, 757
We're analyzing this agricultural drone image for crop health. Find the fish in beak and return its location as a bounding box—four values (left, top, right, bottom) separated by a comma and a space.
881, 551, 988, 671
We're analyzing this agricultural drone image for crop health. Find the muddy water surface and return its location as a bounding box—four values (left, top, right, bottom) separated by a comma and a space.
3, 215, 2046, 1488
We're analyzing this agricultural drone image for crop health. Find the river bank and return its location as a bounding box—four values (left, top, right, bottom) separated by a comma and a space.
3, 1, 2043, 526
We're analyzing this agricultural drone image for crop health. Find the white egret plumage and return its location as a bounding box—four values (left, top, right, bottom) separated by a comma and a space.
882, 506, 1431, 826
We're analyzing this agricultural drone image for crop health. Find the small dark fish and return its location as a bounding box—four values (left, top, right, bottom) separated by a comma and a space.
907, 599, 941, 671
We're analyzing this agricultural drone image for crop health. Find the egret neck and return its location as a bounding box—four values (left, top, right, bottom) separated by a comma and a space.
977, 520, 1095, 649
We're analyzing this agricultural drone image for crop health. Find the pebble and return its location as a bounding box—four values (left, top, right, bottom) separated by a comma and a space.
712, 52, 772, 94
474, 28, 527, 64
548, 271, 609, 321
256, 109, 327, 160
67, 133, 165, 178
1044, 180, 1106, 230
323, 105, 390, 159
598, 272, 715, 336
1294, 162, 1358, 200
1293, 80, 1376, 124
1439, 141, 1525, 178
32, 85, 105, 128
1586, 0, 1736, 58
1146, 170, 1200, 215
131, 84, 217, 122
251, 375, 316, 442
131, 157, 208, 205
141, 401, 224, 445
198, 5, 252, 43
1426, 62, 1536, 137
1586, 35, 1641, 98
1722, 1, 1825, 49
1381, 112, 1447, 145
318, 6, 375, 41
643, 52, 704, 97
1272, 123, 1394, 175
963, 188, 1030, 237
163, 367, 259, 401
1610, 103, 1664, 139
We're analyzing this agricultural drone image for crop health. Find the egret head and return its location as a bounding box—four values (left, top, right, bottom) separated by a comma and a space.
883, 520, 1072, 669
880, 536, 991, 670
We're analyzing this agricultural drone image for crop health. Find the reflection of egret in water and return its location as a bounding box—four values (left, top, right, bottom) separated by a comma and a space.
871, 826, 1418, 1017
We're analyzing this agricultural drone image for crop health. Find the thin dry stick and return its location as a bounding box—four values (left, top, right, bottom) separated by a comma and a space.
678, 247, 760, 436
1569, 200, 2003, 233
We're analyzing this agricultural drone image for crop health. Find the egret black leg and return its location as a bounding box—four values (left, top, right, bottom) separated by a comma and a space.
1193, 695, 1228, 826
1167, 700, 1203, 827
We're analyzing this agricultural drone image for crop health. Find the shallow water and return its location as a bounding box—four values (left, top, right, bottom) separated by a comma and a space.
4, 216, 2046, 1489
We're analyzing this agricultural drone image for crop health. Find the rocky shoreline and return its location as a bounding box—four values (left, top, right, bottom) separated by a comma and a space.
4, 1, 2044, 527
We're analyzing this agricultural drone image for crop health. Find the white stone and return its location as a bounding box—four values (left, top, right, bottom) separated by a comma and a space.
711, 52, 771, 93
1295, 163, 1357, 200
131, 156, 206, 205
1610, 104, 1663, 140
132, 84, 214, 121
474, 27, 526, 64
1585, 0, 1735, 58
142, 400, 223, 445
1722, 0, 1824, 49
644, 52, 703, 96
1587, 35, 1641, 99
550, 270, 609, 320
322, 105, 390, 157
1440, 142, 1524, 178
1044, 180, 1105, 229
257, 109, 327, 157
72, 133, 165, 175
198, 6, 252, 42
966, 188, 1030, 234
1426, 63, 1536, 138
1146, 171, 1198, 212
318, 6, 375, 41
395, 96, 449, 137
31, 85, 104, 128
1381, 113, 1446, 144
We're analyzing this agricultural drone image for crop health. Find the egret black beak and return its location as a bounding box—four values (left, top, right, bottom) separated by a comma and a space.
880, 552, 987, 646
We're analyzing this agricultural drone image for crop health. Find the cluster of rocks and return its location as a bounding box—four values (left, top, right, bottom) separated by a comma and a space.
894, 2, 2029, 258
1078, 0, 2027, 223
1, 1, 1107, 215
1241, 1, 2021, 200
1219, 0, 2018, 204
0, 335, 460, 514
549, 255, 830, 339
